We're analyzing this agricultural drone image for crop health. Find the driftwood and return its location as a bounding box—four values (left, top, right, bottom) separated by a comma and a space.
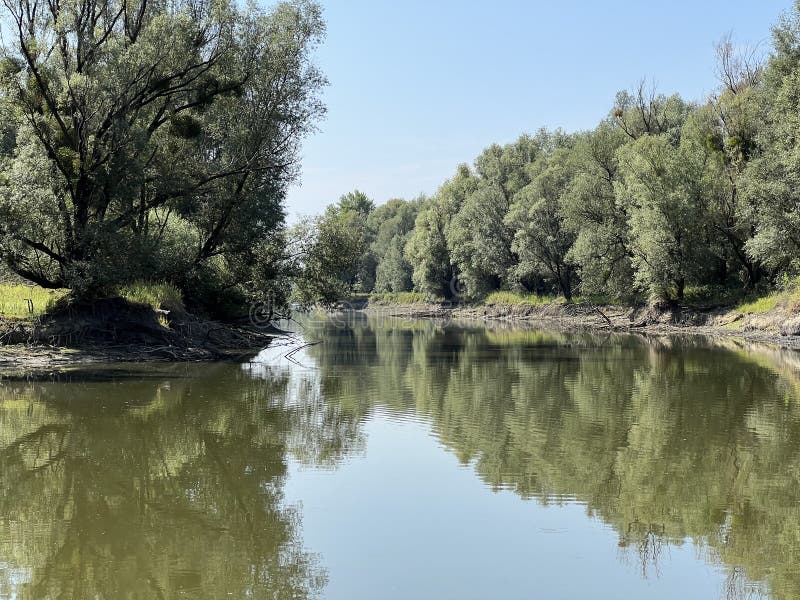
283, 341, 321, 366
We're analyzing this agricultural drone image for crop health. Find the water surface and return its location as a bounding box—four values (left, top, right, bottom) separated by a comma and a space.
1, 315, 800, 599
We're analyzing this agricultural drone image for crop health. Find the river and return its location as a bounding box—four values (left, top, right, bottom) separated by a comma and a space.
1, 313, 799, 599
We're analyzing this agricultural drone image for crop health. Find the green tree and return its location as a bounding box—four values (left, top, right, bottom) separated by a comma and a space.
292, 190, 374, 305
681, 101, 762, 289
741, 1, 800, 276
368, 197, 423, 292
406, 164, 476, 299
561, 121, 635, 299
508, 135, 578, 299
447, 183, 516, 297
612, 83, 691, 142
617, 133, 708, 301
0, 0, 325, 305
444, 134, 549, 298
405, 203, 453, 298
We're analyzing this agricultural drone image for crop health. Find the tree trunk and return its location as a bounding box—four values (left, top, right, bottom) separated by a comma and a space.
559, 270, 573, 302
675, 277, 685, 302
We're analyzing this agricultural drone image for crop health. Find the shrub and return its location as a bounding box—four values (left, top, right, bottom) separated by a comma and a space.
116, 282, 184, 312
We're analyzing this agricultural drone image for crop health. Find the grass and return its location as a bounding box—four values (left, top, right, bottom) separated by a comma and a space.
115, 282, 184, 329
735, 278, 800, 315
736, 294, 782, 314
369, 291, 430, 305
0, 281, 183, 330
0, 284, 69, 319
115, 281, 184, 312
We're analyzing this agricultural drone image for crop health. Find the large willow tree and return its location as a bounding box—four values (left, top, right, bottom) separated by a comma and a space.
0, 0, 325, 300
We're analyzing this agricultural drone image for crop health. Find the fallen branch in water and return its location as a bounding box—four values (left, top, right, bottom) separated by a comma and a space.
283, 341, 321, 365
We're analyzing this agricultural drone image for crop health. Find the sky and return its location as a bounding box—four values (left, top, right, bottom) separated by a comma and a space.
285, 0, 790, 221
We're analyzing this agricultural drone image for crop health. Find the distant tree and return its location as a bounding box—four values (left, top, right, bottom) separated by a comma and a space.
447, 183, 515, 297
681, 103, 762, 289
444, 134, 550, 299
338, 190, 375, 218
617, 133, 708, 302
405, 202, 455, 299
336, 190, 376, 291
561, 122, 635, 299
369, 198, 423, 293
292, 190, 373, 305
375, 236, 413, 292
407, 165, 476, 299
509, 140, 578, 300
612, 83, 691, 143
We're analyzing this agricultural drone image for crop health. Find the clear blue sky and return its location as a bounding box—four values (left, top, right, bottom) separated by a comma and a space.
285, 0, 790, 220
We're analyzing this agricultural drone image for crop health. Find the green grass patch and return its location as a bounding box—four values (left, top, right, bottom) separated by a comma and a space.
735, 277, 800, 315
736, 293, 781, 314
116, 281, 184, 312
0, 284, 69, 319
482, 291, 563, 306
369, 291, 429, 305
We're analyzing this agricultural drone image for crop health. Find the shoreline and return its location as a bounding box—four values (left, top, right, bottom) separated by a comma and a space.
357, 300, 800, 351
0, 296, 285, 377
0, 339, 281, 379
3, 298, 800, 376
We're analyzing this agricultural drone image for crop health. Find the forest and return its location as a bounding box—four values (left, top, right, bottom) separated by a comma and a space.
294, 2, 800, 308
5, 0, 800, 320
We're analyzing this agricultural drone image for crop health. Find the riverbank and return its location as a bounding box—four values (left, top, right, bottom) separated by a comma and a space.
360, 296, 800, 350
4, 290, 800, 375
0, 296, 281, 376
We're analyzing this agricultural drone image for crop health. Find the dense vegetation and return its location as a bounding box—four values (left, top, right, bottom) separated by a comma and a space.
7, 0, 800, 319
296, 4, 800, 307
0, 0, 325, 317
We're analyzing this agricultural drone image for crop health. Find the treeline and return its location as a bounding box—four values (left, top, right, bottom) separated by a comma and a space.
296, 5, 800, 306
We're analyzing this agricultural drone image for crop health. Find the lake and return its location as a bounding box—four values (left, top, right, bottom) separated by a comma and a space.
1, 313, 799, 599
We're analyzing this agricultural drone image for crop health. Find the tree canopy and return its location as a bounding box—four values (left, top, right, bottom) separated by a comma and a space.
0, 0, 325, 313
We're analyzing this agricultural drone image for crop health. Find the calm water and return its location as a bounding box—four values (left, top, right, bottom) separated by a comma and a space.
2, 315, 800, 599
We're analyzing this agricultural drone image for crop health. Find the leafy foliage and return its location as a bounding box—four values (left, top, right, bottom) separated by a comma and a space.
0, 0, 326, 317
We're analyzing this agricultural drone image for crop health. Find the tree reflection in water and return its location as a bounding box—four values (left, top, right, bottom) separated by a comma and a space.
300, 315, 800, 600
2, 315, 800, 599
0, 364, 328, 599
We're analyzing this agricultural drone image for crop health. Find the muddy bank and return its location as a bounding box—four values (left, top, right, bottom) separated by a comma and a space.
0, 297, 282, 375
360, 300, 800, 350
